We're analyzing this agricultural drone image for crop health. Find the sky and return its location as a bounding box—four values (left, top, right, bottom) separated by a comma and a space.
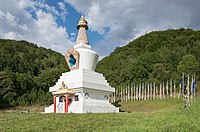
0, 0, 200, 59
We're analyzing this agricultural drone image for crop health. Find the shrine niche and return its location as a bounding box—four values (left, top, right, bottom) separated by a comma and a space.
65, 48, 79, 71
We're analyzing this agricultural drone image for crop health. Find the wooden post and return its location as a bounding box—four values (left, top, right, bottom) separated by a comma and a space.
160, 83, 162, 99
186, 74, 190, 109
178, 82, 181, 98
156, 84, 158, 99
131, 83, 133, 101
123, 85, 125, 102
135, 83, 137, 100
190, 75, 193, 105
125, 85, 127, 102
174, 80, 176, 98
116, 87, 118, 101
141, 83, 144, 100
122, 86, 124, 101
153, 82, 156, 100
170, 79, 172, 98
130, 83, 132, 101
127, 84, 129, 101
139, 83, 141, 100
194, 73, 196, 104
144, 82, 146, 100
163, 82, 165, 99
118, 87, 120, 101
166, 80, 169, 98
66, 95, 68, 113
136, 83, 138, 101
119, 87, 120, 101
147, 82, 149, 100
114, 89, 116, 102
181, 73, 185, 110
121, 86, 122, 101
134, 83, 136, 101
54, 96, 56, 113
150, 83, 153, 99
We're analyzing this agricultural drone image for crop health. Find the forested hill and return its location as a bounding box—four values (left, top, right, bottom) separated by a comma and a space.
0, 39, 68, 108
1, 29, 200, 107
96, 29, 200, 87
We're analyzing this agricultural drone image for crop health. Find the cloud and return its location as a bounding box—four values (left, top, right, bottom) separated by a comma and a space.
0, 0, 73, 55
1, 0, 200, 59
1, 31, 23, 39
57, 2, 68, 22
57, 2, 66, 12
70, 32, 75, 36
65, 0, 200, 57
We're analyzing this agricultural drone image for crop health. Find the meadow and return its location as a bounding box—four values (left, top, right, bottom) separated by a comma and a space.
0, 97, 199, 132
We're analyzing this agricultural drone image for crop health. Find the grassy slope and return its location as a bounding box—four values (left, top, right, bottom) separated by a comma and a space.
0, 97, 199, 132
119, 98, 182, 113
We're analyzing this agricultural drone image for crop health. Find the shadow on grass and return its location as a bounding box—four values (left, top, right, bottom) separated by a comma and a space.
0, 105, 15, 110
112, 100, 125, 112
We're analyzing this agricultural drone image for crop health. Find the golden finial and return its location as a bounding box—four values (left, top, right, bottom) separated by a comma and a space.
77, 15, 88, 30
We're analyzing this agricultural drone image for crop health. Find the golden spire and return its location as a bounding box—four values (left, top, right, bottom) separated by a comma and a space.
76, 15, 89, 44
77, 15, 88, 30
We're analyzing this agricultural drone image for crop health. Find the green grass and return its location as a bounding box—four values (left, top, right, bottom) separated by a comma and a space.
119, 98, 182, 113
0, 97, 200, 132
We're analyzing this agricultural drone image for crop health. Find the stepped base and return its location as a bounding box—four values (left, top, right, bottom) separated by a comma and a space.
45, 104, 54, 113
82, 100, 119, 113
45, 69, 119, 114
45, 99, 119, 113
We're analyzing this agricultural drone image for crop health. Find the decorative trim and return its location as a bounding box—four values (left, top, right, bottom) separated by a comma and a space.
65, 48, 79, 70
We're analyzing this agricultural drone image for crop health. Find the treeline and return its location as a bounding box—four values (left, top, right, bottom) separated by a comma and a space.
96, 29, 200, 87
0, 39, 68, 108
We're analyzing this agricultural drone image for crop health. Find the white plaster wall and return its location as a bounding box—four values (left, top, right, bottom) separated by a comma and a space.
45, 89, 119, 113
76, 48, 98, 71
74, 42, 99, 71
82, 88, 119, 113
49, 69, 115, 92
68, 92, 83, 113
83, 88, 111, 101
83, 99, 119, 113
68, 89, 119, 113
56, 96, 65, 113
44, 104, 54, 113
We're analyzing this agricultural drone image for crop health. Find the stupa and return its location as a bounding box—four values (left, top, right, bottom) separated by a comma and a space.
45, 16, 119, 113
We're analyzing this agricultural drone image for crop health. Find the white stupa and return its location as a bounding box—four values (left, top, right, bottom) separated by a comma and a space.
45, 16, 119, 113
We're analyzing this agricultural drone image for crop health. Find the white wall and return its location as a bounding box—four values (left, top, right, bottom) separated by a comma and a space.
83, 88, 110, 101
68, 92, 83, 113
75, 43, 99, 71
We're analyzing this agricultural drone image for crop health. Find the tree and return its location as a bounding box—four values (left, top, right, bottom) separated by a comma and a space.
0, 70, 16, 107
177, 54, 198, 75
0, 39, 68, 107
96, 29, 200, 86
150, 63, 170, 81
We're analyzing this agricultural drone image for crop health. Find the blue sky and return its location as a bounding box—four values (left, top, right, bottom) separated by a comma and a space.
45, 0, 103, 45
0, 0, 200, 59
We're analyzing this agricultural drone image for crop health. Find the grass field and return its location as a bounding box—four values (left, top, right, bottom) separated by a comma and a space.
0, 97, 199, 132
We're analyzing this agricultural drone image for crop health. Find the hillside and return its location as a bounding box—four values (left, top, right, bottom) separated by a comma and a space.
96, 28, 200, 87
1, 28, 200, 108
0, 39, 68, 108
